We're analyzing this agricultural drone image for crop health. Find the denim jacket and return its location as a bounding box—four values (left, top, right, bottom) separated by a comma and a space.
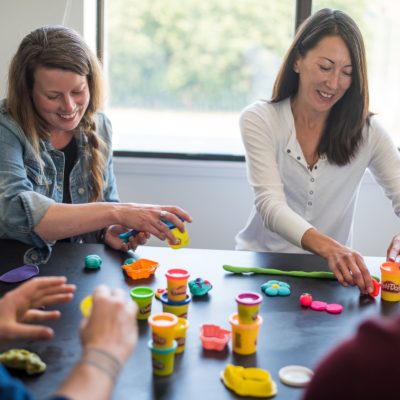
0, 99, 119, 264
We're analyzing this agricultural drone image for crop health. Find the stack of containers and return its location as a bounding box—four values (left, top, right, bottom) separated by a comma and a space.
230, 292, 263, 355
159, 268, 191, 354
160, 268, 192, 317
148, 312, 178, 376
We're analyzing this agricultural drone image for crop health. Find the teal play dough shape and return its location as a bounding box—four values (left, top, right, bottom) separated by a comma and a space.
84, 254, 102, 269
188, 277, 213, 296
261, 280, 291, 296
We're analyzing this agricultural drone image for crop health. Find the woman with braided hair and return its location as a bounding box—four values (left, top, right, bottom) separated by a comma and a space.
0, 26, 191, 264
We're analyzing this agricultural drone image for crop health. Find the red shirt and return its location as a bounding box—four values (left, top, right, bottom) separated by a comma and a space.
303, 315, 400, 400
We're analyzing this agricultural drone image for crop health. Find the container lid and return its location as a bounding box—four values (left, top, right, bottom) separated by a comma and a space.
130, 286, 154, 299
160, 291, 192, 305
148, 339, 177, 353
165, 268, 190, 280
235, 292, 263, 306
229, 313, 263, 328
148, 312, 178, 327
278, 365, 313, 387
380, 262, 400, 274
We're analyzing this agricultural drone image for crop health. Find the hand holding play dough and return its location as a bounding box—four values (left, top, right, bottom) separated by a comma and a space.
0, 348, 46, 375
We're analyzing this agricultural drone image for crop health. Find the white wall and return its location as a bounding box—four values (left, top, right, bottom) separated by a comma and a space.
114, 158, 400, 256
0, 0, 90, 97
1, 0, 399, 256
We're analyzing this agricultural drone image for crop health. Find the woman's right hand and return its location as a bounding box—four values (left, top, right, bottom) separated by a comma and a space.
302, 228, 373, 294
80, 285, 138, 363
104, 224, 150, 251
115, 203, 192, 245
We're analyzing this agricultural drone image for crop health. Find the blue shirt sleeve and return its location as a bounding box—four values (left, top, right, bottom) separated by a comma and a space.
0, 364, 71, 400
0, 364, 34, 400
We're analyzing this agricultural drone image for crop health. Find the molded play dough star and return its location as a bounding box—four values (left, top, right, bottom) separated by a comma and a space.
261, 280, 291, 296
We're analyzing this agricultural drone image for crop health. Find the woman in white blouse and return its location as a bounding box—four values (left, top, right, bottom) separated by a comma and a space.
236, 8, 400, 294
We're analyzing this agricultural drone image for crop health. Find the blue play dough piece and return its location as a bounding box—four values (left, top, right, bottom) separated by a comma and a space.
261, 280, 291, 297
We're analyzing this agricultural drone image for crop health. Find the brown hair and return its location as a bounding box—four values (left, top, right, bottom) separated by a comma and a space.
7, 25, 106, 201
272, 8, 369, 165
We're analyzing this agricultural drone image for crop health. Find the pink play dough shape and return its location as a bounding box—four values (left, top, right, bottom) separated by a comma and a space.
325, 303, 343, 314
310, 301, 327, 311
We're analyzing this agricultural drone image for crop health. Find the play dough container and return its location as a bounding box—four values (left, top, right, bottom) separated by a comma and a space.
174, 317, 189, 354
148, 313, 178, 349
229, 313, 263, 355
165, 268, 190, 302
235, 292, 263, 324
169, 224, 190, 249
130, 287, 155, 320
148, 340, 177, 376
160, 292, 192, 319
380, 262, 400, 302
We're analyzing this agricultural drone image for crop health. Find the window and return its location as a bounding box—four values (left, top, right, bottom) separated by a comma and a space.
313, 0, 400, 145
104, 0, 295, 157
103, 0, 400, 157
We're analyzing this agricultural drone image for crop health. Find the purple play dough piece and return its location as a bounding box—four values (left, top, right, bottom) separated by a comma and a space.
0, 264, 39, 283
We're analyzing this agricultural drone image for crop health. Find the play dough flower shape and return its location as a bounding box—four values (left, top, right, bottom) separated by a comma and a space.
189, 277, 213, 296
261, 280, 291, 296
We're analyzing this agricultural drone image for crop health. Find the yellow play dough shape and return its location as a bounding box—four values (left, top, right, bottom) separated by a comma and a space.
221, 364, 277, 398
0, 349, 46, 375
80, 294, 93, 317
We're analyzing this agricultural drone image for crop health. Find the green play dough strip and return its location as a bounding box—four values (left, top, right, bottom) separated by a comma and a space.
223, 264, 380, 282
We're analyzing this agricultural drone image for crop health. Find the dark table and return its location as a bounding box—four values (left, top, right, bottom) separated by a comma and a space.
0, 240, 397, 400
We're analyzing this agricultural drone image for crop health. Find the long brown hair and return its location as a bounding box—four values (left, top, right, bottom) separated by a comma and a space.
272, 8, 369, 165
7, 25, 106, 201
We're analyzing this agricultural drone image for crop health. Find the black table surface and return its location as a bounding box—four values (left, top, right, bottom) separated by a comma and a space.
0, 239, 398, 400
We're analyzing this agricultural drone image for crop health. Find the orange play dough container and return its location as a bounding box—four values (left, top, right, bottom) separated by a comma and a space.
380, 262, 400, 302
148, 312, 178, 349
229, 313, 263, 355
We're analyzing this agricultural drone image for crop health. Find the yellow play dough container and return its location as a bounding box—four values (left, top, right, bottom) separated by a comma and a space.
174, 317, 189, 354
229, 313, 263, 355
130, 286, 154, 320
148, 313, 178, 349
235, 292, 263, 324
169, 225, 190, 249
165, 268, 190, 302
380, 262, 400, 302
160, 292, 192, 319
148, 340, 177, 376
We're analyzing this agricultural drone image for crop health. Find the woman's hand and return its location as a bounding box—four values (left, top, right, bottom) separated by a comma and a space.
0, 276, 76, 343
302, 228, 373, 294
80, 285, 138, 363
104, 224, 150, 251
114, 204, 192, 246
386, 234, 400, 261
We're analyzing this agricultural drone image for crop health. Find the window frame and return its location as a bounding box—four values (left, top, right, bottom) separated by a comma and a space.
97, 0, 312, 161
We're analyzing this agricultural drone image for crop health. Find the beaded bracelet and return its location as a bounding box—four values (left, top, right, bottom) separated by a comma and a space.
80, 348, 122, 382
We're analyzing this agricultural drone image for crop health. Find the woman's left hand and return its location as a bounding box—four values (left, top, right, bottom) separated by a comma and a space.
104, 224, 150, 251
386, 234, 400, 261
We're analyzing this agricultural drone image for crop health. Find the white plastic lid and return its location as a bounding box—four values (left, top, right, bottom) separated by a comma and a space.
278, 365, 314, 387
